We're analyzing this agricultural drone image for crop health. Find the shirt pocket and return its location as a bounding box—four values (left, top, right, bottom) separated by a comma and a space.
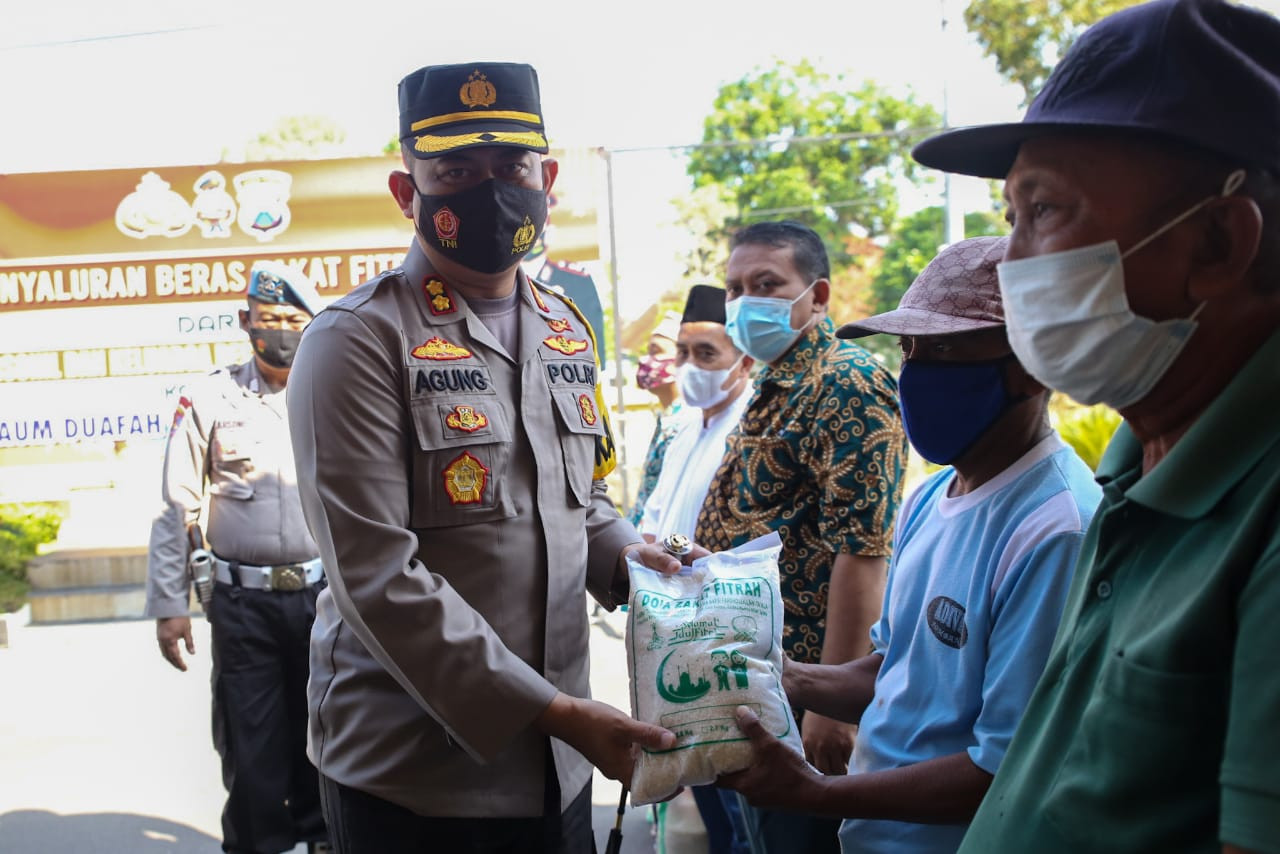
409, 396, 516, 528
1044, 655, 1227, 843
550, 389, 605, 507
209, 426, 256, 499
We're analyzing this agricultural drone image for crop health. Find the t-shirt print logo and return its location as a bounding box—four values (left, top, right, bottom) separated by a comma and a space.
926, 596, 968, 649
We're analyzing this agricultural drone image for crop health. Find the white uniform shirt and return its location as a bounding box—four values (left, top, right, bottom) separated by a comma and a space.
639, 383, 752, 541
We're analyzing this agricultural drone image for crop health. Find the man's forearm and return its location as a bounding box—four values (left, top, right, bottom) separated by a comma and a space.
821, 553, 886, 665
804, 752, 993, 823
785, 656, 881, 723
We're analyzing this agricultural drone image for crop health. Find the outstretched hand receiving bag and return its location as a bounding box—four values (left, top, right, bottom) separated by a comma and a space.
625, 533, 804, 805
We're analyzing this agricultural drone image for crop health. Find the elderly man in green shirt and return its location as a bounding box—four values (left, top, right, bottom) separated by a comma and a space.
909, 0, 1280, 852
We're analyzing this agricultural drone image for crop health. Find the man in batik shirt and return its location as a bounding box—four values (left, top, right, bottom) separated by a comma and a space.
696, 220, 907, 854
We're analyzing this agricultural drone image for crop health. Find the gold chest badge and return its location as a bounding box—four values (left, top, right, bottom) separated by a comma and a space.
445, 404, 489, 433
577, 393, 598, 426
546, 317, 573, 333
423, 277, 457, 316
443, 451, 489, 505
412, 336, 472, 360
543, 335, 589, 355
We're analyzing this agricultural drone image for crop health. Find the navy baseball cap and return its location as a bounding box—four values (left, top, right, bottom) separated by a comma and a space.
913, 0, 1280, 178
398, 62, 549, 159
247, 261, 320, 317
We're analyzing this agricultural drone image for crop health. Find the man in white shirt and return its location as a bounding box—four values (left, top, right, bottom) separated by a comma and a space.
639, 283, 756, 854
639, 285, 754, 544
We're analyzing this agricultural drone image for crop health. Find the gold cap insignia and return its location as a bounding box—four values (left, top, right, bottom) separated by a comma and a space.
577, 393, 598, 426
543, 335, 589, 355
445, 404, 489, 433
443, 451, 489, 505
459, 71, 498, 109
423, 277, 457, 316
412, 336, 472, 361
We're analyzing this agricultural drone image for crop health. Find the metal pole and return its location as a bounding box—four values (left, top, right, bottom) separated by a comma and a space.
602, 148, 631, 515
941, 0, 964, 247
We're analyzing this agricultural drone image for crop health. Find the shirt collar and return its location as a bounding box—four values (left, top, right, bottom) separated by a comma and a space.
1099, 328, 1280, 518
758, 316, 836, 388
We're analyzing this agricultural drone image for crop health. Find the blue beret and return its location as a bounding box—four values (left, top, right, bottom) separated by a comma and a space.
247, 261, 320, 317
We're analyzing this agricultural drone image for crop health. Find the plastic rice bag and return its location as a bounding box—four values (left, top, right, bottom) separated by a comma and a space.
625, 532, 805, 805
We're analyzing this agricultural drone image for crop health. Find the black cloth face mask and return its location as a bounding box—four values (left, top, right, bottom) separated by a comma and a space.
414, 177, 547, 275
249, 327, 304, 369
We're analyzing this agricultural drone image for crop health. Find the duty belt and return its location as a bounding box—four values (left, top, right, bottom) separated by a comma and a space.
212, 556, 324, 592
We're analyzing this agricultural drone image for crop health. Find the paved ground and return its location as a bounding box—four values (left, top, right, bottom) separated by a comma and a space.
0, 603, 703, 853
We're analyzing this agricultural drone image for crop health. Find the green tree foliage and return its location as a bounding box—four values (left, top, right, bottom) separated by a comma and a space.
0, 503, 63, 613
1052, 399, 1122, 470
859, 207, 1005, 366
964, 0, 1140, 105
687, 61, 941, 266
228, 114, 349, 161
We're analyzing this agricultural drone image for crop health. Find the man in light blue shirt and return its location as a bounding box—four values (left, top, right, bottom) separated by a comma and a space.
718, 236, 1102, 854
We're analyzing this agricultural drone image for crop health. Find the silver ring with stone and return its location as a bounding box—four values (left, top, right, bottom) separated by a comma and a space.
661, 533, 692, 559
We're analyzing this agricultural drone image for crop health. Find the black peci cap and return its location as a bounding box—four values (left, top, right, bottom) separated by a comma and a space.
681, 284, 727, 325
398, 62, 549, 159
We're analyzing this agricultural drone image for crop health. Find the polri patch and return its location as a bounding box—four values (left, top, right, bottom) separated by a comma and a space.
445, 404, 489, 433
412, 336, 472, 361
443, 451, 489, 505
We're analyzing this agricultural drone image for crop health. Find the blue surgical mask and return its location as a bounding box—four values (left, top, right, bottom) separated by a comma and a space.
898, 357, 1016, 465
725, 281, 818, 364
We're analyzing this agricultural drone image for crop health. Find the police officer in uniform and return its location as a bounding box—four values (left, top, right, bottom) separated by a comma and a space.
286, 62, 685, 854
145, 260, 331, 854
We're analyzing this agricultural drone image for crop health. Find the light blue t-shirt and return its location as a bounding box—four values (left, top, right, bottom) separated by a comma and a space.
839, 434, 1101, 854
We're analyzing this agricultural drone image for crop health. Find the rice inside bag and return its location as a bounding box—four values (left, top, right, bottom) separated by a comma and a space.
625, 532, 804, 805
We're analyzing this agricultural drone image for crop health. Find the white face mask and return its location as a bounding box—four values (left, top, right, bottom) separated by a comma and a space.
996, 169, 1245, 410
676, 356, 744, 410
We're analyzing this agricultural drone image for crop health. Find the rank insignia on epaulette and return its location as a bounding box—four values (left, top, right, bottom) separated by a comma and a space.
577, 393, 598, 426
423, 277, 457, 315
445, 404, 489, 433
530, 281, 551, 313
543, 335, 589, 355
412, 336, 472, 360
546, 317, 573, 333
443, 451, 488, 505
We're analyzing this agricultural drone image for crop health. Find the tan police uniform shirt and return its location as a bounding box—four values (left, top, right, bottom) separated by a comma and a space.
145, 360, 319, 618
287, 245, 638, 817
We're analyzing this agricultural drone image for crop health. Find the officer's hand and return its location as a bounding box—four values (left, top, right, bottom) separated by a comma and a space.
800, 711, 854, 776
536, 692, 675, 786
156, 617, 195, 672
717, 705, 825, 812
622, 541, 712, 577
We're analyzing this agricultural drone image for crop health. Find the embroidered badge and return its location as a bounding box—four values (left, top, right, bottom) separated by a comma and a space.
445, 404, 489, 433
546, 317, 573, 333
423, 277, 456, 316
543, 335, 589, 355
530, 281, 551, 313
577, 393, 597, 426
512, 215, 536, 255
412, 336, 472, 360
459, 70, 497, 108
433, 207, 459, 243
443, 451, 489, 505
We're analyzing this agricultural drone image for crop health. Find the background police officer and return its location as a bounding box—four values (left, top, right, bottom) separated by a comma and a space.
145, 260, 330, 854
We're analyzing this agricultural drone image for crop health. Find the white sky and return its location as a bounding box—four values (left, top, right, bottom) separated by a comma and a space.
5, 0, 1279, 316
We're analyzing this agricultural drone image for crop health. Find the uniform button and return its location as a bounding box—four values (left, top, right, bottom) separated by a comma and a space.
1096, 580, 1113, 600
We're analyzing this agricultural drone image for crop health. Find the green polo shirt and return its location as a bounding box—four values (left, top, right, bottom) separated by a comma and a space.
959, 329, 1280, 854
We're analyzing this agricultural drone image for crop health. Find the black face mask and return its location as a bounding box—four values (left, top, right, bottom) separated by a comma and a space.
414, 177, 547, 275
249, 327, 304, 369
